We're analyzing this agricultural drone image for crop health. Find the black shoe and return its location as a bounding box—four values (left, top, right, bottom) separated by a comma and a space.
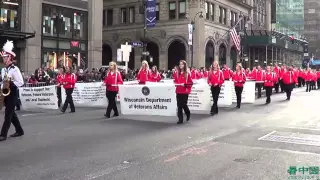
10, 132, 24, 138
177, 121, 183, 124
236, 105, 240, 109
104, 114, 110, 118
69, 111, 75, 113
186, 114, 190, 121
113, 114, 119, 117
0, 136, 6, 141
60, 109, 65, 113
210, 112, 214, 116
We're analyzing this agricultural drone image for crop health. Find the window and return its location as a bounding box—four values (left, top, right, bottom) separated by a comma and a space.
156, 4, 159, 20
230, 11, 236, 27
121, 8, 127, 23
179, 1, 186, 19
205, 2, 209, 19
103, 10, 105, 26
129, 7, 135, 23
73, 12, 86, 39
42, 6, 57, 36
219, 7, 226, 25
169, 2, 176, 20
210, 4, 214, 21
59, 9, 72, 38
107, 9, 113, 26
0, 8, 18, 30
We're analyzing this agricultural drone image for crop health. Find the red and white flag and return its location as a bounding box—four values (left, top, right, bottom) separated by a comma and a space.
230, 28, 241, 54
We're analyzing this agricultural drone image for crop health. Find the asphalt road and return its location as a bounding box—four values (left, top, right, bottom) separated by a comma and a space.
1, 87, 320, 180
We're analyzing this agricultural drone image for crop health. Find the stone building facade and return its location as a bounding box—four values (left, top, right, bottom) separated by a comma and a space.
103, 0, 266, 70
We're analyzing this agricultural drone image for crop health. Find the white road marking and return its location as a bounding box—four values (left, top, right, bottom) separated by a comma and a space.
258, 131, 276, 140
262, 125, 320, 132
22, 113, 44, 117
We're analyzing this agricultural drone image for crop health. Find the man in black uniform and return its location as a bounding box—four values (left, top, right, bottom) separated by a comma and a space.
0, 40, 24, 142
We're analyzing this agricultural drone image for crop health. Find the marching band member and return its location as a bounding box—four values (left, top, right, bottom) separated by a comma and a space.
281, 66, 297, 100
103, 62, 123, 118
0, 40, 24, 142
137, 60, 150, 84
273, 64, 281, 93
207, 61, 224, 115
232, 64, 246, 108
149, 66, 161, 82
263, 66, 277, 104
56, 67, 64, 108
222, 64, 233, 81
61, 66, 76, 113
174, 60, 193, 124
305, 68, 313, 92
255, 65, 264, 98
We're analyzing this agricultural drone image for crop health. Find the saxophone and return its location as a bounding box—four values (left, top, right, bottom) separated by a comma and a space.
0, 72, 11, 110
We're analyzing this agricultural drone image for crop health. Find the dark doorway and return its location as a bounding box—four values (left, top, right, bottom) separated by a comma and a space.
146, 42, 159, 68
168, 40, 186, 70
219, 44, 227, 66
205, 41, 214, 68
102, 44, 112, 65
230, 46, 237, 69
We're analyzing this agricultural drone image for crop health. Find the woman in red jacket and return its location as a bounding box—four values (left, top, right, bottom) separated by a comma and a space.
136, 60, 150, 84
207, 61, 224, 115
305, 68, 313, 92
149, 66, 161, 82
263, 66, 276, 104
232, 64, 246, 108
61, 66, 76, 113
103, 62, 123, 118
281, 67, 297, 100
174, 60, 193, 124
56, 67, 64, 108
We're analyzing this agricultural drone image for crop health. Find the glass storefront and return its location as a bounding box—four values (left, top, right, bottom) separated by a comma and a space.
0, 0, 20, 30
41, 4, 88, 70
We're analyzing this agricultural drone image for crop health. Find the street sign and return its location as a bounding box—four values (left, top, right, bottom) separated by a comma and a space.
117, 49, 122, 62
142, 51, 150, 56
146, 0, 156, 28
129, 41, 144, 48
120, 42, 132, 74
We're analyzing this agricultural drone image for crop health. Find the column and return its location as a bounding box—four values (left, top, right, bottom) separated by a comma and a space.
88, 0, 103, 69
20, 0, 42, 74
265, 1, 271, 30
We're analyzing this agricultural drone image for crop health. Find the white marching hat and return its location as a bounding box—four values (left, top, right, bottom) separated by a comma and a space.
1, 40, 16, 57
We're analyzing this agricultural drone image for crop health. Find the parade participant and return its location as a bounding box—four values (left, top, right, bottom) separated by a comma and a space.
281, 66, 297, 100
232, 64, 246, 108
61, 66, 76, 113
56, 67, 64, 108
103, 61, 123, 118
298, 68, 304, 87
263, 66, 276, 104
222, 64, 233, 81
190, 67, 200, 79
245, 68, 251, 79
207, 61, 224, 115
255, 65, 264, 98
251, 67, 257, 80
273, 64, 281, 93
305, 68, 313, 92
149, 66, 161, 82
312, 70, 317, 90
200, 67, 208, 78
137, 60, 150, 84
279, 65, 286, 93
317, 70, 320, 89
0, 40, 24, 142
174, 60, 193, 124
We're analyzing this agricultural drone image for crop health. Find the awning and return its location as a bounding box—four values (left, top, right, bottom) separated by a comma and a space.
310, 60, 320, 65
0, 29, 35, 40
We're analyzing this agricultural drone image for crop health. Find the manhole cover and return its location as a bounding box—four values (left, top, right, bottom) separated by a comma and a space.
258, 131, 320, 146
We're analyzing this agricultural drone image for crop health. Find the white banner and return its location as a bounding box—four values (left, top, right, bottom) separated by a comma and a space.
119, 84, 177, 116
61, 82, 108, 107
19, 85, 58, 110
231, 81, 255, 103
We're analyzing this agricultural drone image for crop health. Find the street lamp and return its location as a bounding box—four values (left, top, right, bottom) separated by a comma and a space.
187, 11, 203, 67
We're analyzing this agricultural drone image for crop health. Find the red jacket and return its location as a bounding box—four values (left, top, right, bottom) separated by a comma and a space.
263, 72, 276, 87
104, 71, 123, 92
279, 68, 286, 79
313, 73, 317, 82
317, 72, 320, 79
149, 72, 161, 82
207, 70, 224, 87
56, 74, 64, 87
201, 71, 208, 78
251, 69, 257, 80
255, 70, 265, 81
273, 67, 281, 76
222, 68, 233, 80
137, 69, 150, 84
174, 72, 193, 94
232, 72, 246, 87
63, 73, 76, 89
191, 70, 200, 80
281, 71, 297, 85
305, 71, 314, 81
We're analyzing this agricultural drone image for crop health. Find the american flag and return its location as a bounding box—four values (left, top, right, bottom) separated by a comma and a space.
230, 28, 241, 54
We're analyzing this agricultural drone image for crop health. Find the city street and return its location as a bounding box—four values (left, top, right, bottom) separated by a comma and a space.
1, 88, 320, 180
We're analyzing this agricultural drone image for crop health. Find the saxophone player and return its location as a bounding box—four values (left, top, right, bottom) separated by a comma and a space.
0, 41, 24, 142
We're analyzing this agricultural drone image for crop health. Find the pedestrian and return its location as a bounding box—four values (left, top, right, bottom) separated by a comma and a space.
174, 60, 193, 124
56, 67, 64, 108
207, 61, 224, 116
263, 66, 276, 104
61, 66, 76, 113
281, 66, 297, 100
149, 66, 162, 82
232, 64, 246, 108
0, 40, 25, 142
137, 60, 150, 84
103, 61, 123, 118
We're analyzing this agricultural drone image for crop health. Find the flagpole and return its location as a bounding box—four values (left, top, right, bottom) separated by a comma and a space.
217, 15, 245, 43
